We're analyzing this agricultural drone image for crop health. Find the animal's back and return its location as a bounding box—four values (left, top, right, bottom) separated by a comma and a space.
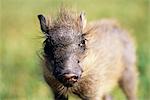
79, 19, 137, 98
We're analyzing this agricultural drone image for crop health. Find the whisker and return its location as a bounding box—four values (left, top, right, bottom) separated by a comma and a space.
64, 87, 68, 97
36, 50, 45, 61
57, 85, 65, 97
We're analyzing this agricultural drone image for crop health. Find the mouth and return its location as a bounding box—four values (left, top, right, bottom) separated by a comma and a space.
63, 79, 78, 87
63, 82, 74, 87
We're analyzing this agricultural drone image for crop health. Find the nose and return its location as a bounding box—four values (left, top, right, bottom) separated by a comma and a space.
63, 73, 79, 83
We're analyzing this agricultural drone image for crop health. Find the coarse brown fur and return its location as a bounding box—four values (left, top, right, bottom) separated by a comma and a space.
38, 8, 138, 100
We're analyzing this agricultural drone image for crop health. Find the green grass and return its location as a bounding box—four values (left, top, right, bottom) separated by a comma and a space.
0, 0, 150, 100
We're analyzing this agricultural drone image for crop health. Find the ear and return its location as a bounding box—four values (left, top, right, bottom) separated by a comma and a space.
38, 14, 49, 34
79, 12, 87, 31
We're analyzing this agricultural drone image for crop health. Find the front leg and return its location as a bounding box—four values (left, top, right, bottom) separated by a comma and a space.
54, 92, 68, 100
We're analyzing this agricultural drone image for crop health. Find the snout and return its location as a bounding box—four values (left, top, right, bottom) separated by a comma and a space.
58, 72, 81, 87
54, 67, 82, 87
64, 73, 79, 82
62, 73, 79, 87
53, 56, 83, 87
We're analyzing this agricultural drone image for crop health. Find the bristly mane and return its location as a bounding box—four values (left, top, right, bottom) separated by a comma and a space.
48, 7, 82, 32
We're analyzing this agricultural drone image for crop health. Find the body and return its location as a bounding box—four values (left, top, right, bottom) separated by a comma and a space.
38, 8, 138, 100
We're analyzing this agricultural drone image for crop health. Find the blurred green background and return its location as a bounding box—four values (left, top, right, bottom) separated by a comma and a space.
0, 0, 149, 100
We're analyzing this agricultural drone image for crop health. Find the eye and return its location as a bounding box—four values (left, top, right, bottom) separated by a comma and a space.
78, 40, 85, 47
81, 40, 85, 45
77, 60, 80, 63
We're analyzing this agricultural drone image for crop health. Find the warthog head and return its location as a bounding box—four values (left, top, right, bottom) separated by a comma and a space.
38, 10, 87, 87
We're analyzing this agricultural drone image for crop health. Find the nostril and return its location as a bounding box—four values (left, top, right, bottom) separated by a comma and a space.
72, 75, 78, 79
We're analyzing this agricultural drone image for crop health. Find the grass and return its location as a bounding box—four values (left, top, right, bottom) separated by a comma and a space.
0, 0, 150, 100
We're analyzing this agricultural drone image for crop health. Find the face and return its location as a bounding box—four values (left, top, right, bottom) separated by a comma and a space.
38, 14, 86, 87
